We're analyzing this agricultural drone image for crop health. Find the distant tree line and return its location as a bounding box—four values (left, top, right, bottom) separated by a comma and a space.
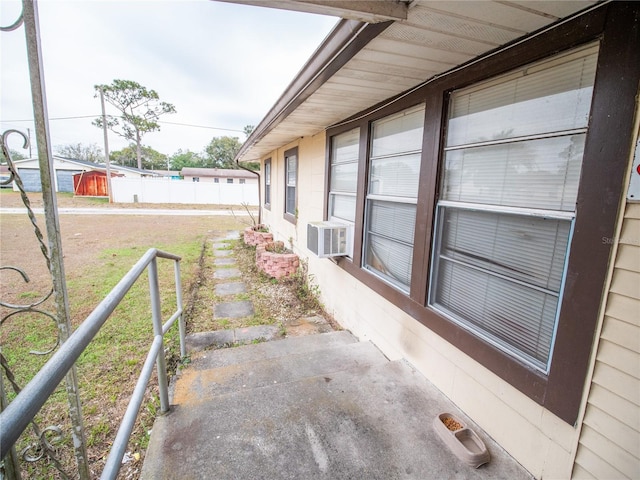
1, 134, 258, 172
0, 149, 27, 163
48, 129, 257, 172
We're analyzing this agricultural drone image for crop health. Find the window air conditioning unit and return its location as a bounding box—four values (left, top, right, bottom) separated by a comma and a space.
307, 221, 353, 258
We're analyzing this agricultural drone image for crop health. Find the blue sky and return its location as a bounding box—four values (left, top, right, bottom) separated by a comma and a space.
0, 0, 337, 157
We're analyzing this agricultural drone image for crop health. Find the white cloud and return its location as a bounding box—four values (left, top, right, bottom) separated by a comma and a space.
0, 0, 337, 157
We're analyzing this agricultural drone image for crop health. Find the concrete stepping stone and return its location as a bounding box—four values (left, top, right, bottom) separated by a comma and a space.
213, 268, 240, 280
215, 282, 247, 296
213, 248, 231, 257
235, 325, 279, 344
214, 257, 236, 266
284, 315, 333, 337
186, 325, 280, 352
214, 300, 254, 319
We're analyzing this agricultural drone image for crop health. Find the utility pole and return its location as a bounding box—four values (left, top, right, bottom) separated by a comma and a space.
99, 87, 113, 203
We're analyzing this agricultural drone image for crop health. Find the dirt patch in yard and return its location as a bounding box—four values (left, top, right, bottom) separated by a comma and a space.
1, 199, 243, 312
0, 189, 251, 211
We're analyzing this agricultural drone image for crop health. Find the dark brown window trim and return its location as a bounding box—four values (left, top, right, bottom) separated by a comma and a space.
326, 2, 639, 425
264, 158, 271, 210
284, 147, 298, 225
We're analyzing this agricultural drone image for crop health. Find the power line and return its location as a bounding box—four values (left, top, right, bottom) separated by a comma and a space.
0, 115, 95, 122
1, 116, 246, 133
158, 121, 244, 133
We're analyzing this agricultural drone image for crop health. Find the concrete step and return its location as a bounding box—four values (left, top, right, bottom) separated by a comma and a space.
173, 340, 388, 406
141, 358, 532, 480
188, 330, 359, 370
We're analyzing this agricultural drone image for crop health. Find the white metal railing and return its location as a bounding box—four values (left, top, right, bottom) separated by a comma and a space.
0, 248, 185, 479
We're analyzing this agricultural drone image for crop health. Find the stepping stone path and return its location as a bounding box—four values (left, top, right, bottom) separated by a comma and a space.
185, 231, 334, 353
186, 233, 279, 353
210, 244, 244, 300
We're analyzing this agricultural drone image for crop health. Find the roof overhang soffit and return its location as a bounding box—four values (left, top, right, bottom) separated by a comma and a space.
231, 0, 602, 164
235, 17, 392, 162
215, 0, 409, 23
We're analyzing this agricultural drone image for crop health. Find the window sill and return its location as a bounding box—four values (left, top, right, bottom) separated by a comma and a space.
284, 212, 297, 225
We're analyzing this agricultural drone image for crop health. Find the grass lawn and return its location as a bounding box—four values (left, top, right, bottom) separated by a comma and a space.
0, 195, 248, 479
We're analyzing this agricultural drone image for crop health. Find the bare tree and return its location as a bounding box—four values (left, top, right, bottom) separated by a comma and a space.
55, 143, 103, 163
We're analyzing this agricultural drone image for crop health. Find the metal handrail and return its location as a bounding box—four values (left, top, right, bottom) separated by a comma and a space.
0, 247, 186, 479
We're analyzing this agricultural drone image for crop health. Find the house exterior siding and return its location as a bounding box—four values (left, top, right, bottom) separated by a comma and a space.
248, 4, 639, 478
261, 134, 326, 244
572, 199, 640, 475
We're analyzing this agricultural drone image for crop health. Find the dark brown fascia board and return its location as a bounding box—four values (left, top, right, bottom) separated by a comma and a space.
236, 18, 392, 163
216, 0, 408, 23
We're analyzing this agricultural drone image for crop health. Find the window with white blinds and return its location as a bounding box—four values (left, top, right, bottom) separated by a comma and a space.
364, 105, 424, 292
285, 150, 297, 218
264, 159, 271, 207
329, 128, 359, 224
429, 44, 598, 372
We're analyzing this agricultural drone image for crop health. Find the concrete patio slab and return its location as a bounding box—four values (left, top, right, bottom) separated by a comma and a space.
142, 338, 533, 480
190, 331, 358, 369
173, 341, 387, 404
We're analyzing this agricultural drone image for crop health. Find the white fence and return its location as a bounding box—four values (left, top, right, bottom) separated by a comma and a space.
112, 177, 259, 205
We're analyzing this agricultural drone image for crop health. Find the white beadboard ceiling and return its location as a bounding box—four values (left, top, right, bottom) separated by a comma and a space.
237, 0, 600, 162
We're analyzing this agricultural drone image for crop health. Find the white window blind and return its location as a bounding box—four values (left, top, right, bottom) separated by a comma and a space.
364, 105, 424, 292
285, 153, 297, 216
430, 45, 598, 372
329, 128, 360, 224
264, 160, 271, 205
446, 45, 598, 148
442, 135, 585, 211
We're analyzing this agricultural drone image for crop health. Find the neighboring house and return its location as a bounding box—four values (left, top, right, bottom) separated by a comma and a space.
104, 163, 160, 179
180, 167, 258, 185
231, 2, 639, 479
0, 164, 11, 188
11, 157, 158, 193
150, 169, 182, 180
